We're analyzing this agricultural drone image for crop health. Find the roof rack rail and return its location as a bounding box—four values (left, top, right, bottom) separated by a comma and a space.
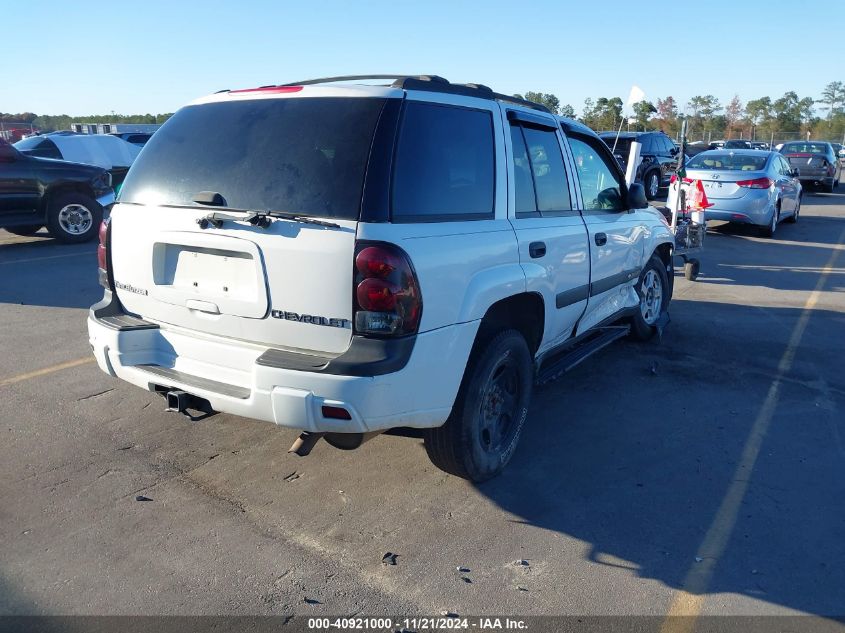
275, 75, 550, 113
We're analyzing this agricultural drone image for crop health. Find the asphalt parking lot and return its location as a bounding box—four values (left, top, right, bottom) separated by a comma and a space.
1, 193, 844, 625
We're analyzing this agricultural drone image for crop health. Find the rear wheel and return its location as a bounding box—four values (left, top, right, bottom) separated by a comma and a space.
423, 329, 533, 482
630, 254, 670, 340
645, 170, 661, 200
46, 193, 102, 243
826, 179, 836, 194
4, 224, 43, 236
760, 204, 779, 238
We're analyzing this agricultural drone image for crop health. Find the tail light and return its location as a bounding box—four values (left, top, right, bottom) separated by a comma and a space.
353, 242, 422, 337
669, 175, 693, 184
736, 177, 773, 189
97, 217, 113, 290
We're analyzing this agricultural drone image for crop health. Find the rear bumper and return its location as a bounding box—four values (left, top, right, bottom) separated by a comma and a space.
703, 191, 773, 226
798, 175, 833, 186
87, 312, 477, 433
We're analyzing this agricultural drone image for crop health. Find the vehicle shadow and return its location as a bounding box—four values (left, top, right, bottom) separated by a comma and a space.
476, 298, 845, 616
475, 199, 845, 616
0, 235, 100, 310
691, 210, 845, 292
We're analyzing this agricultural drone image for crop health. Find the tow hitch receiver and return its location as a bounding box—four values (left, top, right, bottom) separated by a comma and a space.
163, 389, 216, 422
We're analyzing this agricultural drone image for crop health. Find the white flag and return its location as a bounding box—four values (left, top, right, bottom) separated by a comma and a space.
626, 85, 645, 107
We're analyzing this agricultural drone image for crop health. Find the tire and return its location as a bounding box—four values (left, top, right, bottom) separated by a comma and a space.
644, 170, 661, 200
4, 224, 43, 236
684, 260, 700, 281
423, 329, 534, 482
629, 254, 670, 341
786, 196, 800, 223
826, 179, 836, 194
760, 204, 779, 238
45, 192, 102, 243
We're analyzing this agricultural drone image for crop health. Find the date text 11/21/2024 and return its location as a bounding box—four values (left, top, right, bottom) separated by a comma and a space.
307, 617, 528, 630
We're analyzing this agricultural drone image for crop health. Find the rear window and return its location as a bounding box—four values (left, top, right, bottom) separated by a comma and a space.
391, 102, 495, 221
601, 136, 631, 156
119, 97, 386, 220
781, 143, 829, 155
687, 153, 768, 171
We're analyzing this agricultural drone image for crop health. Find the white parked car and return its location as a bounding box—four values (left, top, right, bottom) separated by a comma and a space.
88, 75, 675, 481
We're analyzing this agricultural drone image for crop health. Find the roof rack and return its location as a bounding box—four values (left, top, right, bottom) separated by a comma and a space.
276, 75, 551, 113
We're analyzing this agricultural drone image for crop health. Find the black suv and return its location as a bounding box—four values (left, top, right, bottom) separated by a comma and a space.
598, 131, 679, 200
0, 139, 114, 243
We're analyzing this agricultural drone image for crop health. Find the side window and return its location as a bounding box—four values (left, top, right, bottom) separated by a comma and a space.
509, 122, 572, 217
521, 126, 572, 214
510, 125, 537, 216
568, 136, 626, 212
392, 101, 495, 221
661, 136, 675, 155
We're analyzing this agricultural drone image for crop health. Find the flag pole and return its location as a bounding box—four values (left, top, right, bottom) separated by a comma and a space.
611, 116, 625, 154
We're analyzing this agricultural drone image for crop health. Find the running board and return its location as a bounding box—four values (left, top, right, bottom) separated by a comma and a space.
536, 325, 630, 386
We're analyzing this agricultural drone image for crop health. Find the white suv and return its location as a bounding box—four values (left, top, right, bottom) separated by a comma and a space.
88, 75, 674, 481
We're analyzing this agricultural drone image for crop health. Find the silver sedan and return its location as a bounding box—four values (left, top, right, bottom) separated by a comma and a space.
682, 150, 802, 238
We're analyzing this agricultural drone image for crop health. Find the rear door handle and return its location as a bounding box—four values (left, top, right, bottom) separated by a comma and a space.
529, 241, 546, 258
595, 233, 607, 246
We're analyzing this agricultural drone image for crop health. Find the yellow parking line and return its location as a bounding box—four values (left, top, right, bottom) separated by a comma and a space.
0, 357, 95, 388
659, 226, 845, 633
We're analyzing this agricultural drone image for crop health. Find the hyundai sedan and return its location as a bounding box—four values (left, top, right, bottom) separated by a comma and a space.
680, 150, 802, 237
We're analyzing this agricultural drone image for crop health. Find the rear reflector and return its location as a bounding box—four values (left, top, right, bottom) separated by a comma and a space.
321, 405, 352, 420
229, 85, 303, 94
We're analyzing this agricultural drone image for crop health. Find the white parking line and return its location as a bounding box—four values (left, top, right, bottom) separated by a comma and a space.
0, 252, 93, 265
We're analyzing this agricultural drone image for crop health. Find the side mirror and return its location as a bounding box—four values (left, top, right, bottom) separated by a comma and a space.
628, 182, 648, 209
790, 168, 800, 178
670, 147, 679, 156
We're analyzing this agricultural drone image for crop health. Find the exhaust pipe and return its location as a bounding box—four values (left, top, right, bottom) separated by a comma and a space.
287, 430, 384, 457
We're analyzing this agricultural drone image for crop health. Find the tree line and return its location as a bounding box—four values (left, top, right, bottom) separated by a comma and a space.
516, 82, 845, 144
0, 112, 173, 132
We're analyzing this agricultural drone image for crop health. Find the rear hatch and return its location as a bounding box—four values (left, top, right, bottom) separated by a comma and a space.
111, 89, 390, 356
781, 143, 832, 178
685, 153, 772, 199
783, 153, 828, 177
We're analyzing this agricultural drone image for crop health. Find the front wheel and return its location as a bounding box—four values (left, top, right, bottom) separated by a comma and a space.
46, 193, 102, 243
645, 171, 661, 200
629, 254, 670, 341
423, 329, 534, 482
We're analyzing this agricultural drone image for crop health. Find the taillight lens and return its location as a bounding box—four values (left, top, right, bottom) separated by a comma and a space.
97, 217, 111, 289
736, 177, 773, 189
669, 174, 693, 184
354, 243, 421, 336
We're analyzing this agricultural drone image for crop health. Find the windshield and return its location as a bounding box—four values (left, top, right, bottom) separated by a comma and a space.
687, 153, 769, 171
781, 142, 829, 155
119, 97, 386, 220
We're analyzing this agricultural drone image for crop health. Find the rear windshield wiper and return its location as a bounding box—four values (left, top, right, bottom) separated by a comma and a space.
196, 209, 340, 230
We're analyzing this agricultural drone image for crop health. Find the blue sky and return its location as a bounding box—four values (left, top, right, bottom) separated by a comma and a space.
4, 0, 843, 116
